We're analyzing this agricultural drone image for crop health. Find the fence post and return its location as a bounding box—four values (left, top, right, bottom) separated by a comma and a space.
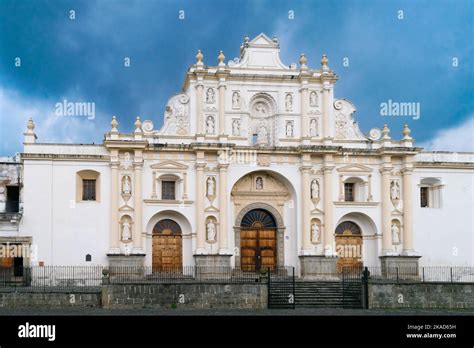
422, 267, 425, 282
450, 267, 453, 283
396, 267, 399, 284
292, 267, 296, 310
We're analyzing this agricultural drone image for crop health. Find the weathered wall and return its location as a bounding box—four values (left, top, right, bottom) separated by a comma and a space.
102, 283, 267, 309
0, 290, 101, 308
368, 283, 474, 309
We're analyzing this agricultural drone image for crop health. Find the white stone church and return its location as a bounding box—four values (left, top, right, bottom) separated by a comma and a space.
2, 33, 473, 276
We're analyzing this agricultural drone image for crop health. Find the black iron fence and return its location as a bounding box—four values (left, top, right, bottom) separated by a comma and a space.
0, 265, 472, 291
106, 266, 294, 284
0, 266, 102, 291
365, 266, 474, 283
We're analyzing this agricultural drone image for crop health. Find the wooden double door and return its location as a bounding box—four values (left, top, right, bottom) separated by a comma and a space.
240, 228, 277, 271
152, 219, 182, 271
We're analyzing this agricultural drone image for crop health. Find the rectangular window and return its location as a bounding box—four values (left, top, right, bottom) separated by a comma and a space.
344, 183, 354, 202
162, 181, 176, 200
252, 134, 258, 145
82, 179, 96, 201
420, 187, 429, 207
6, 186, 20, 213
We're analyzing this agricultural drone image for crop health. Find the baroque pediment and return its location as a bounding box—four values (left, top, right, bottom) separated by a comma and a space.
337, 164, 373, 173
333, 99, 367, 140
150, 160, 188, 170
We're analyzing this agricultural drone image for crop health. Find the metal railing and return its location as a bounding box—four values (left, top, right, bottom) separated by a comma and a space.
0, 266, 103, 291
365, 266, 474, 283
0, 265, 472, 291
106, 266, 294, 284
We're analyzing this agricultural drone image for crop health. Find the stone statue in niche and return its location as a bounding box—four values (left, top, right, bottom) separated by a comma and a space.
232, 92, 240, 109
310, 118, 318, 137
311, 223, 320, 243
122, 176, 131, 195
206, 88, 215, 104
232, 119, 240, 136
206, 116, 215, 134
310, 91, 318, 107
391, 223, 400, 244
311, 179, 320, 200
207, 220, 216, 242
286, 121, 294, 137
122, 220, 131, 241
206, 177, 216, 197
390, 181, 400, 200
285, 93, 293, 112
256, 177, 263, 190
257, 124, 268, 145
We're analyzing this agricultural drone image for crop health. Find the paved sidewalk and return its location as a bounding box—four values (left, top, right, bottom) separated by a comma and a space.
1, 307, 473, 316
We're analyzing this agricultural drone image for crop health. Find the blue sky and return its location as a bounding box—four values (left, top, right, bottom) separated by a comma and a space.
1, 0, 473, 155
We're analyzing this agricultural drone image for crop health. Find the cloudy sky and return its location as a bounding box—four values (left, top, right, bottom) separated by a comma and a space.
0, 0, 473, 155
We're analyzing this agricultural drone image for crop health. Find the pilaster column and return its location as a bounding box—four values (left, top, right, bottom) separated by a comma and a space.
402, 167, 414, 254
367, 174, 373, 201
218, 83, 226, 136
300, 85, 309, 138
300, 165, 312, 252
322, 85, 332, 142
182, 172, 188, 200
339, 174, 344, 201
195, 160, 206, 254
133, 161, 143, 252
196, 81, 204, 135
109, 161, 120, 253
323, 162, 334, 255
151, 171, 157, 199
218, 164, 229, 253
381, 157, 393, 254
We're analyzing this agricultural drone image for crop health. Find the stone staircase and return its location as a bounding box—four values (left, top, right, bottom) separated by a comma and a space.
268, 280, 362, 309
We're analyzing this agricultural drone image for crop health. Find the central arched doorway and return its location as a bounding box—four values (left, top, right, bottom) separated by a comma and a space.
240, 209, 277, 271
335, 221, 363, 272
152, 219, 182, 271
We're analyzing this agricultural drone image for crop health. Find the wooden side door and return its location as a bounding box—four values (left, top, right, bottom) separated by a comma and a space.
240, 229, 257, 271
152, 234, 182, 271
336, 235, 363, 272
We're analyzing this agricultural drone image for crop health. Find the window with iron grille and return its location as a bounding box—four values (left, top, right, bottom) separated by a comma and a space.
82, 179, 96, 201
420, 187, 429, 207
162, 181, 176, 200
344, 183, 354, 202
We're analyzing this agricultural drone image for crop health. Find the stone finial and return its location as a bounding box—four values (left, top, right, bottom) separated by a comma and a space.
403, 123, 412, 139
134, 116, 142, 132
111, 115, 118, 132
26, 117, 35, 132
196, 50, 204, 66
382, 124, 391, 140
299, 53, 308, 70
244, 36, 249, 45
218, 50, 225, 66
272, 36, 278, 44
321, 54, 330, 72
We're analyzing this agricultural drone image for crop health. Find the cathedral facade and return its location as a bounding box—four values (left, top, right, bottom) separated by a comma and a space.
7, 34, 473, 276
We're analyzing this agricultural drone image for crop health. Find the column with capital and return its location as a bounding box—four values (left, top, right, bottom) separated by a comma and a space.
300, 84, 309, 139
322, 85, 331, 142
381, 159, 393, 254
218, 83, 226, 137
196, 81, 204, 135
300, 165, 312, 252
133, 158, 144, 254
195, 161, 206, 254
109, 159, 120, 254
218, 163, 229, 254
402, 167, 415, 254
322, 163, 334, 255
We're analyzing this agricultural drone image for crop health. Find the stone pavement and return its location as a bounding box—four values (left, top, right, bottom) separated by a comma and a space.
1, 307, 473, 316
